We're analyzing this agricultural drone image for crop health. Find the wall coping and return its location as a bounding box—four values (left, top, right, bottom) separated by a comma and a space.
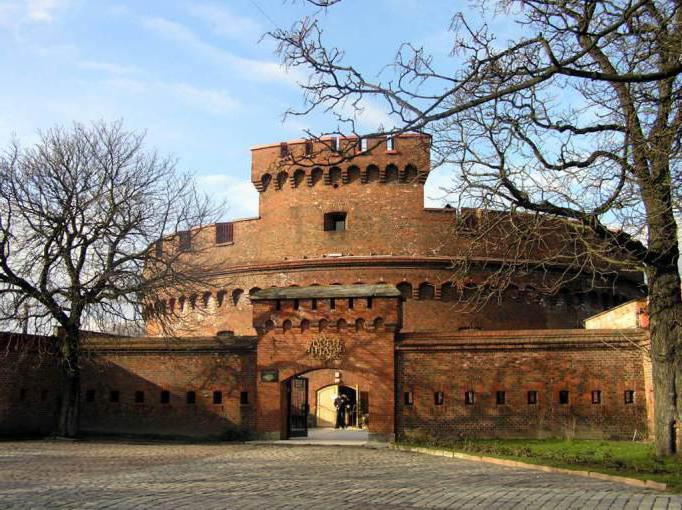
251, 283, 401, 300
82, 335, 257, 354
199, 255, 643, 281
397, 328, 648, 351
0, 332, 56, 353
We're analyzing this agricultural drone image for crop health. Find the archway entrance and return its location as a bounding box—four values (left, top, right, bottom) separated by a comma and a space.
316, 385, 357, 428
282, 368, 373, 441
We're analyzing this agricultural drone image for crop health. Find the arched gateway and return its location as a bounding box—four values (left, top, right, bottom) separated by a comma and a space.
251, 284, 400, 441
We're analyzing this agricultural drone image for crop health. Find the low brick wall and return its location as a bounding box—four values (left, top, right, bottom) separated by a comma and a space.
0, 328, 653, 441
396, 329, 650, 441
0, 333, 61, 436
79, 336, 257, 439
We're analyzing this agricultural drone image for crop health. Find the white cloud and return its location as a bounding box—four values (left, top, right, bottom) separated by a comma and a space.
169, 82, 239, 114
0, 0, 67, 28
424, 166, 458, 207
332, 98, 396, 133
77, 60, 138, 76
105, 77, 240, 116
141, 16, 300, 86
0, 3, 21, 28
354, 100, 395, 132
197, 174, 259, 219
26, 0, 64, 22
185, 3, 263, 42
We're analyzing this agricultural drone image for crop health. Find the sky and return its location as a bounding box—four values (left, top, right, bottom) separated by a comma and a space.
0, 0, 506, 220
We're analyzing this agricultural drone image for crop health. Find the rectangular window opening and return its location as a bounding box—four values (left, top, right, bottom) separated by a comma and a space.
367, 297, 373, 309
527, 390, 538, 405
160, 390, 170, 404
311, 298, 317, 310
591, 390, 602, 404
280, 142, 289, 158
360, 138, 368, 152
110, 390, 120, 403
624, 390, 635, 404
348, 297, 354, 309
434, 391, 444, 406
240, 391, 249, 405
135, 390, 145, 404
178, 230, 191, 252
213, 390, 223, 405
19, 388, 27, 401
215, 222, 234, 244
154, 239, 163, 258
559, 390, 569, 405
186, 391, 196, 405
85, 389, 95, 403
324, 212, 347, 232
386, 136, 394, 151
496, 391, 506, 405
330, 298, 336, 310
465, 390, 475, 405
294, 299, 300, 310
404, 391, 414, 406
305, 140, 313, 156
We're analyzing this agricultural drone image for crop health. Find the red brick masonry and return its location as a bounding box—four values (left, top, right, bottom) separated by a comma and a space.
0, 304, 653, 441
396, 329, 650, 440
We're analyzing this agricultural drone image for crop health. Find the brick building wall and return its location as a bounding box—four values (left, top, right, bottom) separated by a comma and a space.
0, 333, 61, 436
145, 134, 644, 339
396, 329, 650, 441
252, 290, 399, 440
0, 322, 653, 441
78, 336, 256, 439
584, 299, 649, 329
147, 264, 638, 338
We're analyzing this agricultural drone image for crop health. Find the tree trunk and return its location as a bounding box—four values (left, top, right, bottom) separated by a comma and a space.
647, 265, 682, 456
57, 329, 80, 438
58, 368, 80, 437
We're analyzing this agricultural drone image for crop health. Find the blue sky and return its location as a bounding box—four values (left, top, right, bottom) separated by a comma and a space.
1, 0, 502, 220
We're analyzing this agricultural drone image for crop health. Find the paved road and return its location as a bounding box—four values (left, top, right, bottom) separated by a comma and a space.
0, 441, 680, 509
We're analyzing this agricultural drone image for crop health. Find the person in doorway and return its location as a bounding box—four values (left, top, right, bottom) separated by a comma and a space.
334, 393, 346, 429
344, 397, 352, 428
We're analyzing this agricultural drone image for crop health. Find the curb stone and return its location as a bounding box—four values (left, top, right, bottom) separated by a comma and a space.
391, 444, 668, 492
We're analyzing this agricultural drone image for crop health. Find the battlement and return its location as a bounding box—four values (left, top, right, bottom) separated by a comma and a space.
250, 133, 431, 192
250, 284, 402, 335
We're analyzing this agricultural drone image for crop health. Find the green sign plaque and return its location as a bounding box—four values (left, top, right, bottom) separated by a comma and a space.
260, 369, 279, 382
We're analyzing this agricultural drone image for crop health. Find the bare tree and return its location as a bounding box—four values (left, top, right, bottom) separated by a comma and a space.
0, 121, 220, 437
271, 0, 681, 455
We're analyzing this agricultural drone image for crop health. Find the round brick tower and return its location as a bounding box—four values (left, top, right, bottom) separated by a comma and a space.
147, 133, 644, 337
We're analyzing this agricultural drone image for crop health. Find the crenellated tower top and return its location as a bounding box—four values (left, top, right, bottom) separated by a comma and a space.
250, 133, 431, 193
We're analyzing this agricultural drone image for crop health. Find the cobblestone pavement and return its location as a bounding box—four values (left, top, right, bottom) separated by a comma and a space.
0, 441, 680, 509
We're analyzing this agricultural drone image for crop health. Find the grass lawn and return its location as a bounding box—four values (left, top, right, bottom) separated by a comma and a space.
400, 438, 682, 492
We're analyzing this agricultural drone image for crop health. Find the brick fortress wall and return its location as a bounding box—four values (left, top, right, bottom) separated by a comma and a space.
396, 329, 650, 441
0, 323, 653, 441
0, 333, 61, 436
146, 134, 644, 338
78, 337, 256, 439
